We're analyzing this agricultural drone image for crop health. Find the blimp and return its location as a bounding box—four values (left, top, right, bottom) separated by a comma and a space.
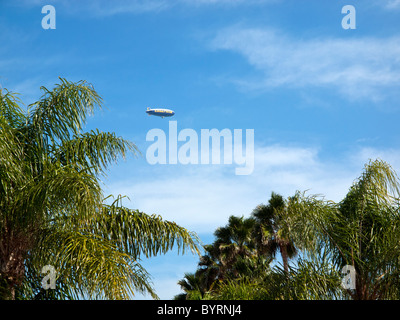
146, 107, 175, 118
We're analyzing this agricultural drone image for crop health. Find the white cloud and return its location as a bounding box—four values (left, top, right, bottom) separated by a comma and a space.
211, 27, 400, 102
108, 143, 400, 236
12, 0, 170, 15
385, 0, 400, 9
106, 144, 400, 299
179, 0, 278, 6
351, 147, 400, 172
11, 0, 277, 16
83, 0, 170, 16
135, 253, 200, 299
106, 144, 378, 234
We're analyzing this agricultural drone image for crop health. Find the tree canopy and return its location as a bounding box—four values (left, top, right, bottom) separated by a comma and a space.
177, 159, 400, 300
0, 78, 200, 300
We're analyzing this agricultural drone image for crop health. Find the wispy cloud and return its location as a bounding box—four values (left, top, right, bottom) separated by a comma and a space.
351, 147, 400, 171
8, 0, 169, 15
179, 0, 279, 6
11, 0, 278, 16
108, 143, 400, 235
384, 0, 400, 9
82, 0, 170, 16
106, 144, 377, 234
107, 143, 400, 299
211, 26, 400, 103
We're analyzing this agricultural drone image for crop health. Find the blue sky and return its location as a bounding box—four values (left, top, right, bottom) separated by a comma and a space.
2, 0, 400, 299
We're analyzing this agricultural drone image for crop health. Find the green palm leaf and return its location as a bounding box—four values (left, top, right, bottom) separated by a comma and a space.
0, 78, 200, 300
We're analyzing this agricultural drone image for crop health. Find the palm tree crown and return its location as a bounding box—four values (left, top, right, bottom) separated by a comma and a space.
252, 192, 297, 273
0, 78, 200, 299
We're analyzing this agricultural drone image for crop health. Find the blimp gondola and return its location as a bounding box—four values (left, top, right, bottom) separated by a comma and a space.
146, 107, 175, 118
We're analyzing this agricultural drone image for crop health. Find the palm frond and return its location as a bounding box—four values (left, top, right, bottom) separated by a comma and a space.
1, 79, 200, 300
36, 229, 157, 299
28, 77, 102, 143
52, 129, 139, 175
87, 196, 201, 259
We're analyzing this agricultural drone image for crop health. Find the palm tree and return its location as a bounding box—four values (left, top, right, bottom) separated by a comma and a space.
288, 159, 400, 299
0, 78, 200, 299
175, 272, 208, 300
176, 215, 257, 300
179, 206, 291, 300
212, 215, 256, 279
251, 192, 297, 274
